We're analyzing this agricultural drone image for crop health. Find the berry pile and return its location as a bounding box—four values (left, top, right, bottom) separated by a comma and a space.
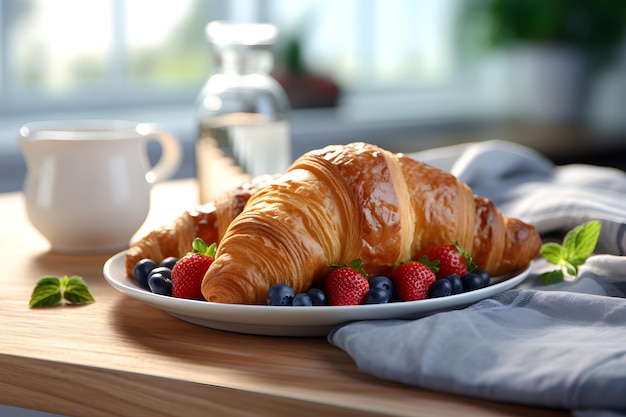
133, 257, 178, 296
132, 239, 492, 306
265, 242, 491, 307
132, 238, 216, 300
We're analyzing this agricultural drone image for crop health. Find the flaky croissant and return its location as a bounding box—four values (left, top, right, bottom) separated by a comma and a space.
124, 175, 274, 279
201, 142, 541, 304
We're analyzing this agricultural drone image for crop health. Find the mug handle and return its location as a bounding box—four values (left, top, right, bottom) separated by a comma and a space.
139, 123, 182, 184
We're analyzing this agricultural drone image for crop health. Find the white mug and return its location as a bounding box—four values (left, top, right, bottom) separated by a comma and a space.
18, 120, 182, 253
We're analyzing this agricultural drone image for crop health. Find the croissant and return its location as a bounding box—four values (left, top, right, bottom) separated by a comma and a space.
124, 175, 275, 279
201, 142, 541, 304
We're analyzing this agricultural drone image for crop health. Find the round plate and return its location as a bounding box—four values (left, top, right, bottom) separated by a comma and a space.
103, 251, 533, 337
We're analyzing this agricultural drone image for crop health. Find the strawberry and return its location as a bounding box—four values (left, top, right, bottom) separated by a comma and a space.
171, 238, 217, 300
420, 242, 475, 279
391, 261, 436, 301
324, 259, 369, 306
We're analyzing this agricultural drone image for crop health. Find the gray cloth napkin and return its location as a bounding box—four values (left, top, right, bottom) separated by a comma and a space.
328, 140, 626, 416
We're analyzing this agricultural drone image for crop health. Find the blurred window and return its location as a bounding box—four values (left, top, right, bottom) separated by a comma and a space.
0, 0, 462, 116
0, 0, 212, 113
269, 0, 460, 90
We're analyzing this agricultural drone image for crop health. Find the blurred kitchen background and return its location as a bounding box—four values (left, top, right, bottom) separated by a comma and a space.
2, 0, 626, 193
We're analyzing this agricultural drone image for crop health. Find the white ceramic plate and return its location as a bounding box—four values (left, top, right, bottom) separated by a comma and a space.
103, 251, 533, 337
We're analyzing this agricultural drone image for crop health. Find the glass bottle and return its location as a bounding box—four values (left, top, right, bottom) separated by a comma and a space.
194, 21, 291, 204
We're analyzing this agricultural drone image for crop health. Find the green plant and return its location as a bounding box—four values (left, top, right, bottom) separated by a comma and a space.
485, 0, 626, 65
540, 220, 601, 285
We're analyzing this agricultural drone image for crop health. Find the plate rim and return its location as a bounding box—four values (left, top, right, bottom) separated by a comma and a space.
103, 250, 533, 336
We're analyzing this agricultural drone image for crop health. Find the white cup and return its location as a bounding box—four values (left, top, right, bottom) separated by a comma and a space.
18, 120, 182, 253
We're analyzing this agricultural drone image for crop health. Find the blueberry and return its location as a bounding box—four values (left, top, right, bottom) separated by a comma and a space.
363, 287, 390, 304
306, 288, 328, 306
461, 273, 485, 292
148, 273, 173, 296
444, 274, 463, 295
475, 269, 491, 287
159, 257, 179, 270
133, 259, 158, 289
266, 283, 295, 306
428, 279, 452, 298
148, 266, 172, 280
292, 293, 313, 306
369, 275, 393, 291
369, 276, 397, 300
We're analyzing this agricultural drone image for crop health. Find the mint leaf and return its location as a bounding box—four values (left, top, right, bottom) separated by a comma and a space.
540, 242, 566, 266
29, 275, 94, 307
539, 220, 601, 285
564, 261, 578, 277
29, 276, 62, 307
540, 269, 564, 285
63, 276, 95, 304
563, 220, 601, 262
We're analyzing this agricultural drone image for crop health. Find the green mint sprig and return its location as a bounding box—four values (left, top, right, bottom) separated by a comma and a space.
29, 275, 95, 307
540, 220, 601, 285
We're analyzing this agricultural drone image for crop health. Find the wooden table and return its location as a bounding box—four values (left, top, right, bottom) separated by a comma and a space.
0, 180, 569, 417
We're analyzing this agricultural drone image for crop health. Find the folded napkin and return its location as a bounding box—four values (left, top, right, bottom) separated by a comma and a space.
329, 140, 626, 416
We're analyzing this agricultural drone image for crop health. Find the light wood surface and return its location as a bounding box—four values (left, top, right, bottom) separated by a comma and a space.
0, 180, 570, 417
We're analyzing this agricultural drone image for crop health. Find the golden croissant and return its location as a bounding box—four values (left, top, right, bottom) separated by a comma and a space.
201, 142, 541, 304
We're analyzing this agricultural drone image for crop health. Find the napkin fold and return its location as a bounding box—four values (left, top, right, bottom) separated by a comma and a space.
329, 140, 626, 416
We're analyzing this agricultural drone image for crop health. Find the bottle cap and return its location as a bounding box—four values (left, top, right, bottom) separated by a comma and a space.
206, 21, 277, 46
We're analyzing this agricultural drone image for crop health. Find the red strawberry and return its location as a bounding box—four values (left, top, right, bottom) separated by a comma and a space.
171, 238, 217, 300
420, 242, 471, 279
391, 261, 436, 301
324, 260, 369, 306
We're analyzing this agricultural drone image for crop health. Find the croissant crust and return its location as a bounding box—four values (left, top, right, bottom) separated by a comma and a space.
200, 142, 541, 304
124, 175, 275, 278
